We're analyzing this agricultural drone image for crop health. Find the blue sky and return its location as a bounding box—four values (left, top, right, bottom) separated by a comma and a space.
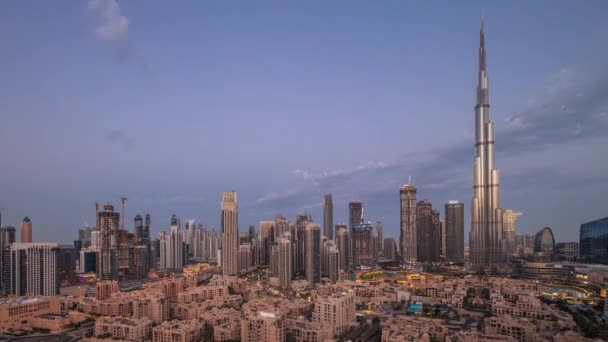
1, 1, 607, 243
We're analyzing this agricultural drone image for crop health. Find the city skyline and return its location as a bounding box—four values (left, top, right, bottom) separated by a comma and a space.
2, 2, 608, 243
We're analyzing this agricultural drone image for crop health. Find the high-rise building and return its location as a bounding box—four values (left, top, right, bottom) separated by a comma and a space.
277, 232, 292, 289
580, 217, 608, 264
348, 202, 363, 231
238, 242, 253, 273
312, 291, 356, 337
305, 223, 320, 284
20, 217, 32, 243
534, 227, 556, 261
400, 182, 417, 263
416, 201, 441, 263
295, 214, 312, 274
274, 215, 289, 239
144, 214, 151, 240
221, 191, 239, 276
170, 215, 184, 270
97, 204, 119, 280
323, 194, 334, 240
134, 214, 144, 243
375, 221, 383, 257
445, 201, 465, 264
351, 223, 374, 268
335, 224, 348, 272
0, 226, 16, 295
259, 221, 274, 266
3, 243, 59, 296
270, 243, 279, 276
383, 238, 398, 261
328, 244, 340, 283
502, 210, 523, 258
470, 19, 505, 270
320, 235, 329, 277
555, 242, 579, 262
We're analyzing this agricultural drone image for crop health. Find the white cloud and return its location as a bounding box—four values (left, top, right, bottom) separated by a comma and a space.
89, 0, 129, 41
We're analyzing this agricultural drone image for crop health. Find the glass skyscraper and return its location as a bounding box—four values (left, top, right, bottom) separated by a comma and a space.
580, 217, 608, 264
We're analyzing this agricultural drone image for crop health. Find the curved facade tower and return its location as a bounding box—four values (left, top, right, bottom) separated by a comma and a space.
470, 19, 504, 270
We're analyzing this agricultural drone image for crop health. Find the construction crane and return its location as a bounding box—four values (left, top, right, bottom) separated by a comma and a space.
120, 196, 128, 279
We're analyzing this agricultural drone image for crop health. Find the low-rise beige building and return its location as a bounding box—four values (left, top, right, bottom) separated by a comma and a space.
94, 316, 153, 341
382, 316, 448, 342
484, 315, 536, 342
152, 319, 204, 342
313, 290, 356, 337
0, 296, 61, 333
96, 280, 119, 300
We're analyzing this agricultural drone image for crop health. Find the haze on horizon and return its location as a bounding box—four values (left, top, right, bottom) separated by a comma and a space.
1, 1, 607, 243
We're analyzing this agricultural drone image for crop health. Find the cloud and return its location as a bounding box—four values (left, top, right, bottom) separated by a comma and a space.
253, 67, 608, 236
88, 0, 152, 74
88, 0, 129, 41
105, 130, 134, 146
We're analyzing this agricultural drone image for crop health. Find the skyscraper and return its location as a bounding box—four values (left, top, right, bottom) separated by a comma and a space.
277, 232, 292, 289
400, 182, 417, 264
134, 214, 144, 242
328, 244, 340, 283
502, 210, 523, 258
470, 19, 504, 270
352, 223, 374, 268
221, 191, 238, 276
144, 214, 151, 241
383, 238, 398, 261
445, 201, 465, 264
416, 201, 441, 263
20, 217, 32, 243
97, 204, 119, 280
348, 202, 363, 231
295, 214, 312, 274
170, 215, 184, 270
4, 243, 59, 296
305, 223, 320, 284
336, 224, 348, 272
259, 221, 274, 266
375, 221, 383, 257
0, 225, 16, 295
323, 194, 334, 240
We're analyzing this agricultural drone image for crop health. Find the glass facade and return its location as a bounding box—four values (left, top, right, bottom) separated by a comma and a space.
534, 227, 555, 260
580, 217, 608, 264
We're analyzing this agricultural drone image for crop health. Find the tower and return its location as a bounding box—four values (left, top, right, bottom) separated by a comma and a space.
470, 18, 504, 270
336, 224, 349, 272
445, 201, 465, 264
502, 210, 523, 258
20, 217, 32, 243
221, 191, 238, 276
278, 232, 292, 289
323, 194, 334, 240
400, 182, 417, 264
97, 204, 119, 280
305, 223, 320, 284
416, 201, 440, 263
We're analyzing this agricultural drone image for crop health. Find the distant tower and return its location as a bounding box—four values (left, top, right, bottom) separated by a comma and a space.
502, 210, 523, 258
328, 244, 340, 283
259, 221, 274, 266
277, 232, 292, 289
351, 222, 374, 268
336, 224, 349, 272
400, 182, 417, 264
144, 214, 151, 240
470, 18, 504, 270
445, 201, 465, 263
221, 191, 239, 276
323, 194, 334, 240
170, 214, 184, 270
20, 217, 32, 243
97, 204, 119, 280
134, 214, 144, 242
5, 243, 60, 296
305, 223, 321, 284
416, 201, 441, 262
376, 221, 384, 256
348, 202, 363, 231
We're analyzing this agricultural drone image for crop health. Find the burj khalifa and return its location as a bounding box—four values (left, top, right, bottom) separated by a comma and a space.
470, 19, 504, 270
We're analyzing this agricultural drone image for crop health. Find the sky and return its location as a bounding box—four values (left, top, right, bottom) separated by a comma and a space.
1, 1, 607, 244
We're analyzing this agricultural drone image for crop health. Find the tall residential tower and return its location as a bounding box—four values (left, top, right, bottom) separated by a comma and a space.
221, 191, 238, 276
323, 194, 333, 240
470, 19, 504, 269
400, 182, 417, 263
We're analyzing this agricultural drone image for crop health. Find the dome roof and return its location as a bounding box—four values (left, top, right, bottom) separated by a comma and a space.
22, 216, 31, 222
